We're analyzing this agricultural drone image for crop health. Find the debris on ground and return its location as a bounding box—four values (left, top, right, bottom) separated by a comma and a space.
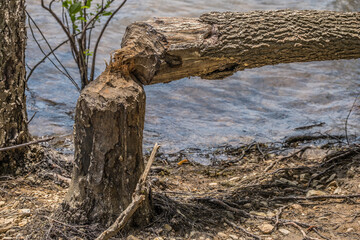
1, 139, 360, 239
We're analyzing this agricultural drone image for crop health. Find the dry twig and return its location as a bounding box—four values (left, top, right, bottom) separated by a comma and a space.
265, 146, 311, 172
0, 137, 54, 152
44, 216, 87, 236
344, 93, 359, 145
194, 197, 250, 218
42, 172, 71, 184
96, 143, 160, 240
224, 218, 261, 240
284, 222, 320, 240
312, 228, 331, 240
272, 206, 286, 232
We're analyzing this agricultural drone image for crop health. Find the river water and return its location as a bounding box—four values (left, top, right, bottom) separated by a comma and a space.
26, 0, 360, 158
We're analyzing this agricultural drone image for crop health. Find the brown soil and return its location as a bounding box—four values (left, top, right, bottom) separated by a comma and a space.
1, 142, 360, 240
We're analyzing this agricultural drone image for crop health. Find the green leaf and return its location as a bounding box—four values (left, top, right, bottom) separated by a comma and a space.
62, 1, 69, 8
86, 0, 92, 8
102, 11, 112, 16
70, 15, 76, 23
83, 49, 93, 56
77, 16, 86, 21
69, 1, 82, 15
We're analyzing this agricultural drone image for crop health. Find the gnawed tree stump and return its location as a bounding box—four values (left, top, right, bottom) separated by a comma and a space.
61, 71, 151, 226
63, 10, 360, 230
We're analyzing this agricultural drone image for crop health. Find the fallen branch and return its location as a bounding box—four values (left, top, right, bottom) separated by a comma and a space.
284, 222, 320, 240
319, 148, 359, 167
311, 228, 331, 240
96, 143, 160, 240
0, 137, 54, 152
227, 142, 256, 164
269, 165, 311, 175
42, 172, 71, 184
256, 143, 265, 158
195, 197, 250, 218
44, 216, 87, 236
224, 218, 261, 240
265, 146, 311, 172
271, 206, 286, 233
307, 164, 336, 187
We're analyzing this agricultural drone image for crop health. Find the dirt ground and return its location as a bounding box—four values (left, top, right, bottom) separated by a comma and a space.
1, 139, 360, 240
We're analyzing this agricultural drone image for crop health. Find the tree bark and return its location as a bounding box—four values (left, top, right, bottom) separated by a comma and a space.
0, 0, 30, 174
111, 10, 360, 85
61, 71, 151, 227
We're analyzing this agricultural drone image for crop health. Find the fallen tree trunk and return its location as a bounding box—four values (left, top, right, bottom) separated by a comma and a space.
111, 10, 360, 85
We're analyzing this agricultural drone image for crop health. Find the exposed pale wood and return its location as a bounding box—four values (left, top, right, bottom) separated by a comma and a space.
111, 10, 360, 85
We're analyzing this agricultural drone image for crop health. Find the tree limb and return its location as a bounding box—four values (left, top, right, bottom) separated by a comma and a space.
41, 0, 81, 68
26, 10, 80, 91
26, 25, 94, 84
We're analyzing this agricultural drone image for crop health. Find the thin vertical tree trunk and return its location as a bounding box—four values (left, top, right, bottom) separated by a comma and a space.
0, 0, 30, 174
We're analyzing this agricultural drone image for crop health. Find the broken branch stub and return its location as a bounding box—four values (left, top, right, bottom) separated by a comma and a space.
111, 10, 360, 85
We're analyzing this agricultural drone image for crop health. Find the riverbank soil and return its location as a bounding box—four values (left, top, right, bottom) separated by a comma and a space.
1, 140, 360, 240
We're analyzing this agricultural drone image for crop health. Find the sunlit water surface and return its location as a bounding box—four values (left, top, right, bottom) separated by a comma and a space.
26, 0, 360, 160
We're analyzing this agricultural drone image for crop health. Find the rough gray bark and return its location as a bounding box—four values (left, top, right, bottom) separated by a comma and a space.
111, 10, 360, 85
61, 71, 151, 226
0, 0, 30, 174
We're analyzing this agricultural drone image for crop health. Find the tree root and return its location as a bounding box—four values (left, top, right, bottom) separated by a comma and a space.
225, 218, 261, 240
